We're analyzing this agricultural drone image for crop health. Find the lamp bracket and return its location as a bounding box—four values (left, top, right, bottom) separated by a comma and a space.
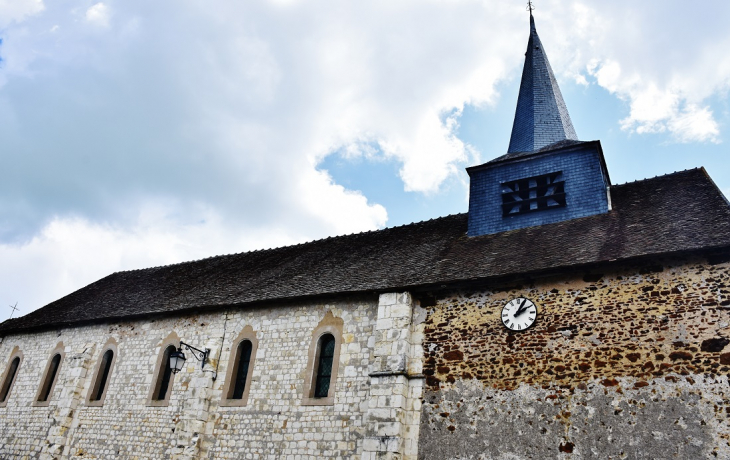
179, 341, 210, 370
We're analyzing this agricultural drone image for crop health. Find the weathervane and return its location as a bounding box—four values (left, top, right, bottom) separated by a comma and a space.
8, 302, 18, 319
527, 1, 535, 15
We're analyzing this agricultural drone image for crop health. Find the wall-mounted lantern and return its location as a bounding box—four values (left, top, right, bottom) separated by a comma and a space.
169, 341, 210, 374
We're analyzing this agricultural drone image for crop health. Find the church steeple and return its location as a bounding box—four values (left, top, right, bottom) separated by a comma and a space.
507, 10, 578, 153
465, 5, 611, 237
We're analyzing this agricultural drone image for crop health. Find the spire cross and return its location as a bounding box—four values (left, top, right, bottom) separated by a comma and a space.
8, 302, 18, 319
527, 1, 535, 15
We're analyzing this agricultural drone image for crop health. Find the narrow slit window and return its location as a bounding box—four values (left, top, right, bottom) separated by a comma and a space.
231, 340, 252, 400
90, 350, 114, 402
314, 334, 335, 398
153, 345, 176, 401
0, 357, 20, 403
38, 354, 62, 402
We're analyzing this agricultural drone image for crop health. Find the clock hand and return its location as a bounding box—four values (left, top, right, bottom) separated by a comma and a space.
514, 299, 528, 317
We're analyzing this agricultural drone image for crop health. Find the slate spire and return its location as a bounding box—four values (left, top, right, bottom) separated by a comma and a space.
507, 11, 578, 153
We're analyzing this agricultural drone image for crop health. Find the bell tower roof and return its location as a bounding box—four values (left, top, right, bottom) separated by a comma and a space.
507, 12, 578, 154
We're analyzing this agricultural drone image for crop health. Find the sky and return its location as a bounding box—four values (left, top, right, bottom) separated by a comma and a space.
1, 0, 729, 317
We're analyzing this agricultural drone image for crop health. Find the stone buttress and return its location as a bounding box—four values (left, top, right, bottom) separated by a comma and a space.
362, 293, 426, 460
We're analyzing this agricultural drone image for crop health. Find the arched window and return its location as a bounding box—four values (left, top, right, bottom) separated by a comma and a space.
314, 334, 335, 398
221, 326, 259, 407
0, 350, 22, 406
148, 334, 181, 407
36, 353, 62, 404
302, 311, 343, 406
87, 342, 117, 406
93, 350, 114, 400
153, 345, 176, 402
0, 357, 20, 403
232, 340, 252, 399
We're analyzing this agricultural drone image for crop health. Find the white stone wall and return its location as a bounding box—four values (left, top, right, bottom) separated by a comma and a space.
0, 297, 393, 459
362, 293, 426, 460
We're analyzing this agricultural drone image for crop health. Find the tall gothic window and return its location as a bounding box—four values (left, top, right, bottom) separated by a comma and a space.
313, 334, 336, 398
231, 340, 253, 399
302, 312, 343, 406
37, 354, 62, 402
0, 356, 21, 404
89, 349, 115, 403
221, 326, 258, 407
152, 345, 177, 402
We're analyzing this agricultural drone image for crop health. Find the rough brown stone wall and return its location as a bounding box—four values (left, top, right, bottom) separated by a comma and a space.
420, 257, 730, 459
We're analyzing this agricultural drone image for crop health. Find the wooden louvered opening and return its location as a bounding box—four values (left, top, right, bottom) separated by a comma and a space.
501, 171, 566, 216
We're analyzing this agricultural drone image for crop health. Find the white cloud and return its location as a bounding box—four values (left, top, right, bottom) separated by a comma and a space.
566, 1, 727, 143
0, 190, 384, 314
383, 108, 469, 194
0, 214, 281, 313
0, 0, 522, 311
589, 61, 719, 143
2, 0, 730, 313
666, 105, 720, 144
0, 0, 44, 28
299, 169, 388, 234
85, 3, 110, 27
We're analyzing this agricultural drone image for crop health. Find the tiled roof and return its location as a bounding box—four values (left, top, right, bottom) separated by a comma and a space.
1, 168, 729, 334
507, 14, 579, 154
486, 139, 589, 166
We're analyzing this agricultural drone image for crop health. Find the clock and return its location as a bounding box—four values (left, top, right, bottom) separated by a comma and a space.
501, 297, 538, 331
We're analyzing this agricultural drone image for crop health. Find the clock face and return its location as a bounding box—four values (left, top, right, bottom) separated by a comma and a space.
501, 297, 538, 331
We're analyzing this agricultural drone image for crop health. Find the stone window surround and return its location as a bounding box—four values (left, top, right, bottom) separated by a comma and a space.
0, 346, 23, 408
85, 338, 119, 407
33, 342, 65, 407
147, 332, 180, 407
301, 311, 343, 406
220, 325, 259, 407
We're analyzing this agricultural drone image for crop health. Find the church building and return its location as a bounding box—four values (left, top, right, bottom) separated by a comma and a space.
1, 11, 730, 460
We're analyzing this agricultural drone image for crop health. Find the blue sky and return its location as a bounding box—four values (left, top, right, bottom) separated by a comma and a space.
1, 0, 729, 315
322, 71, 730, 228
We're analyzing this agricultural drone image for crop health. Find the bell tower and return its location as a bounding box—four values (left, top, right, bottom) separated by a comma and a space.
467, 9, 611, 237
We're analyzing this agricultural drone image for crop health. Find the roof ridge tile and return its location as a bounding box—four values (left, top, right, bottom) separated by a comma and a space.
612, 168, 701, 187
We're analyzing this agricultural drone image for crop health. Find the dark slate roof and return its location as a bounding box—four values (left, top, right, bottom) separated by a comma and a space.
487, 139, 589, 166
2, 168, 729, 335
507, 14, 579, 154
